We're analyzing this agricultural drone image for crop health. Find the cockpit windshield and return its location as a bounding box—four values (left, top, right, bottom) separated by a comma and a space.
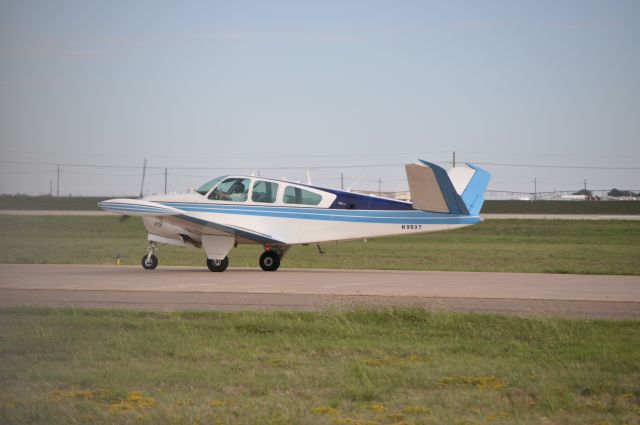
196, 176, 227, 195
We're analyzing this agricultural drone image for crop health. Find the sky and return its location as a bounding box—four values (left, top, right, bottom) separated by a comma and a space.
1, 0, 639, 197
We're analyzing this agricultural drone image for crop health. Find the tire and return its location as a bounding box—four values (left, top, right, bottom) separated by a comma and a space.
259, 251, 280, 272
141, 254, 158, 270
207, 256, 229, 272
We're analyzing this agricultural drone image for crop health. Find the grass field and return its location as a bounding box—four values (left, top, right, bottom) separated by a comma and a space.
1, 195, 640, 214
1, 308, 638, 425
0, 216, 639, 275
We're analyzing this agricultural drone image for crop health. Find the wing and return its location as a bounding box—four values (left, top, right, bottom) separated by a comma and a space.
99, 198, 287, 245
98, 199, 184, 216
172, 214, 286, 245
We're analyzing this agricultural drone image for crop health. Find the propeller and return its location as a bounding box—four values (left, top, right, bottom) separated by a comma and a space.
139, 158, 147, 198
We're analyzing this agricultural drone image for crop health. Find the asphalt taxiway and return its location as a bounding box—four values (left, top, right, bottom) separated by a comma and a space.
1, 264, 638, 319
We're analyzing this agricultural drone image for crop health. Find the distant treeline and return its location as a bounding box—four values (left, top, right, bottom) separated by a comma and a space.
1, 195, 640, 215
0, 195, 108, 210
482, 200, 640, 215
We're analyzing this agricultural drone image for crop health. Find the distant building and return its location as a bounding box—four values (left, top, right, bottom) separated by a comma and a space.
561, 194, 587, 201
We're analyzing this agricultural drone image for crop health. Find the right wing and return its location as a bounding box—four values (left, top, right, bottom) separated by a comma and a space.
98, 199, 184, 216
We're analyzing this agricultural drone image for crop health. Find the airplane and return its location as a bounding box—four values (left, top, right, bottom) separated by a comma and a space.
98, 160, 491, 272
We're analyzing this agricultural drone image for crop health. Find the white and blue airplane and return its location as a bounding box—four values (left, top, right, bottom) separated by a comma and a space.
98, 160, 490, 272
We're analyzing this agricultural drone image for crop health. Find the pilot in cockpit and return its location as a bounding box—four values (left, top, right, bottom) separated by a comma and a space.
227, 181, 247, 202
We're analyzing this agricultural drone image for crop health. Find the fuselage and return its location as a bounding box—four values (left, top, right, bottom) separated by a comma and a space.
137, 175, 481, 246
98, 161, 490, 271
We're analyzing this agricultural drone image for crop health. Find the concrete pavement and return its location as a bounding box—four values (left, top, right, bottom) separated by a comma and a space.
1, 264, 638, 319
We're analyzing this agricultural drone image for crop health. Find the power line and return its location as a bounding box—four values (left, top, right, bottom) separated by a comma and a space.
2, 159, 638, 171
458, 150, 640, 159
0, 149, 452, 161
472, 161, 640, 170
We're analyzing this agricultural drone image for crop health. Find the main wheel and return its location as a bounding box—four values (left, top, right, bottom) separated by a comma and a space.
141, 254, 158, 270
259, 251, 280, 271
207, 257, 229, 272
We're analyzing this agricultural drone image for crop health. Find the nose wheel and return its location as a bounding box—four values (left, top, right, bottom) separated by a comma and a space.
259, 251, 280, 271
141, 241, 159, 270
141, 254, 158, 270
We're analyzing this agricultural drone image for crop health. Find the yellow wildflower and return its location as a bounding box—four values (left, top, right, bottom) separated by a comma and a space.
403, 405, 431, 414
109, 391, 156, 413
369, 402, 385, 413
312, 406, 339, 415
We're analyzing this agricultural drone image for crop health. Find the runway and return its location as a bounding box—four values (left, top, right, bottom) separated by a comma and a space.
1, 264, 639, 319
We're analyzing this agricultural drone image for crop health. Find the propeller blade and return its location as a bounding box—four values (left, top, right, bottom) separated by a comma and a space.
139, 158, 147, 198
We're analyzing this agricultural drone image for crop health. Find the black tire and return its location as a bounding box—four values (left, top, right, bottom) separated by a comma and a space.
259, 251, 280, 271
141, 254, 158, 270
207, 256, 229, 272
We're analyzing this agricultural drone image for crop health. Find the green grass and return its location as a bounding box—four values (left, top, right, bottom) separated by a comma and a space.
1, 195, 640, 214
0, 308, 638, 425
1, 216, 639, 275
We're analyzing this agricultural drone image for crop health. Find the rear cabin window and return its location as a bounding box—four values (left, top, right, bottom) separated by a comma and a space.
283, 186, 322, 206
252, 180, 278, 203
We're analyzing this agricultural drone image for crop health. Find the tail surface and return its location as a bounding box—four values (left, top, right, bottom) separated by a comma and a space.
405, 160, 491, 216
448, 163, 491, 215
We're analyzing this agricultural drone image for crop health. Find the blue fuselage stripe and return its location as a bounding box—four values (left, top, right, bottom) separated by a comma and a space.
160, 202, 479, 225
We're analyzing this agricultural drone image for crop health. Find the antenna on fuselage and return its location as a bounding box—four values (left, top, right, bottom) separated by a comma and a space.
346, 173, 366, 192
139, 158, 147, 198
251, 160, 264, 177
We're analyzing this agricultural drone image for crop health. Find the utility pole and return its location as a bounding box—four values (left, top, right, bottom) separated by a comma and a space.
341, 173, 344, 190
378, 178, 382, 196
584, 179, 587, 191
56, 164, 60, 197
452, 151, 456, 167
534, 177, 537, 201
49, 180, 53, 196
164, 168, 168, 194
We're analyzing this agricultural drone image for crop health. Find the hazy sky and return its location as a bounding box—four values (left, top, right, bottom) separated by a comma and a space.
1, 0, 639, 196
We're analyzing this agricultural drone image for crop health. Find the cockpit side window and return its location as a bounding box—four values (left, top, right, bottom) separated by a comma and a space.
283, 186, 322, 205
251, 180, 278, 203
209, 177, 250, 202
196, 176, 226, 196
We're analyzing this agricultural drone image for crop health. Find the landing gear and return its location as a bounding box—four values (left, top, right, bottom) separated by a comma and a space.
141, 254, 158, 270
207, 257, 229, 272
259, 251, 280, 272
141, 241, 158, 270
